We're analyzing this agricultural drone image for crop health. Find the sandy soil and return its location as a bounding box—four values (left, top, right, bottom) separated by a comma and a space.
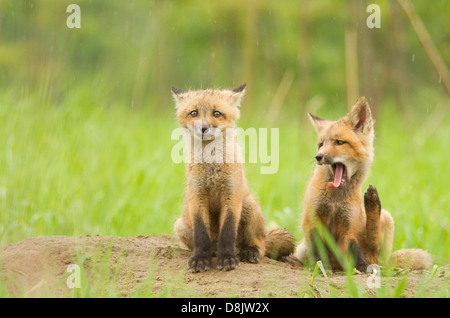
1, 235, 447, 297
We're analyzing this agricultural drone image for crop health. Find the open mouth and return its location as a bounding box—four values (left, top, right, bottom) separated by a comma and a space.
328, 163, 347, 188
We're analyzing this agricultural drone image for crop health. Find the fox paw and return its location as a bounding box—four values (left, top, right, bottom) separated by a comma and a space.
356, 261, 369, 273
364, 185, 381, 214
188, 255, 211, 273
238, 246, 260, 263
217, 254, 239, 271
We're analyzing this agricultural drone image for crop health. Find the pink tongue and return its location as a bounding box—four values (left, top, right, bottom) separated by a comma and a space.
328, 164, 343, 188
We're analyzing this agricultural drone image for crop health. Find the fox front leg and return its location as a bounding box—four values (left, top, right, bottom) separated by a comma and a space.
363, 185, 382, 264
217, 207, 240, 271
189, 210, 212, 273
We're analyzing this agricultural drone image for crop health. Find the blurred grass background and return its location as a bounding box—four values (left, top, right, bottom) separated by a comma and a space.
0, 0, 448, 263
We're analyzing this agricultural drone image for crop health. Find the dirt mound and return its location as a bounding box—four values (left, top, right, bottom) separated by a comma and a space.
1, 235, 447, 297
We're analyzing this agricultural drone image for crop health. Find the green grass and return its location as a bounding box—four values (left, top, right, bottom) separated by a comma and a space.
0, 86, 448, 297
0, 88, 185, 243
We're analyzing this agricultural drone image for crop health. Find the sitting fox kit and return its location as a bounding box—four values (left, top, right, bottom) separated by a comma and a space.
172, 84, 294, 272
296, 97, 393, 271
295, 97, 431, 271
170, 85, 431, 273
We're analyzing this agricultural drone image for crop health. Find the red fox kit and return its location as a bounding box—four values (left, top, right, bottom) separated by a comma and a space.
172, 84, 294, 272
295, 97, 432, 271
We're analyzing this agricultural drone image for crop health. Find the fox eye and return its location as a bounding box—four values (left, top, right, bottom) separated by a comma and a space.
335, 139, 346, 146
190, 110, 198, 117
212, 111, 221, 118
318, 141, 324, 149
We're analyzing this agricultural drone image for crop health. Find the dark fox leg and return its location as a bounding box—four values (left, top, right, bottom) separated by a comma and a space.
217, 206, 240, 271
363, 185, 382, 265
348, 239, 369, 272
307, 228, 368, 271
307, 228, 334, 269
188, 207, 212, 273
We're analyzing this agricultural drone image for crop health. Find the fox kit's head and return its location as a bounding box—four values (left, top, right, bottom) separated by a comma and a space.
171, 84, 246, 141
309, 97, 374, 189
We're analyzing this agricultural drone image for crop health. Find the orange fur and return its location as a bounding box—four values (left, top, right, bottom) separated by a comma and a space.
295, 97, 431, 271
172, 85, 294, 272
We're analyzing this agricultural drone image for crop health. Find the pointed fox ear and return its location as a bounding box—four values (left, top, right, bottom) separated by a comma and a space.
171, 86, 187, 106
348, 97, 373, 134
308, 112, 331, 134
229, 83, 246, 106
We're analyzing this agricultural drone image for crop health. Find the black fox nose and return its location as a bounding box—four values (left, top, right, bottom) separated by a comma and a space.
315, 153, 324, 162
201, 126, 208, 134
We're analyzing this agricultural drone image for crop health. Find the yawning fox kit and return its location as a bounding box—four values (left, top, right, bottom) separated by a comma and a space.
171, 85, 432, 272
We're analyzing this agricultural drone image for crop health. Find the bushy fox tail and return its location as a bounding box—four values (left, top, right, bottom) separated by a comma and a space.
264, 228, 295, 260
390, 248, 433, 270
